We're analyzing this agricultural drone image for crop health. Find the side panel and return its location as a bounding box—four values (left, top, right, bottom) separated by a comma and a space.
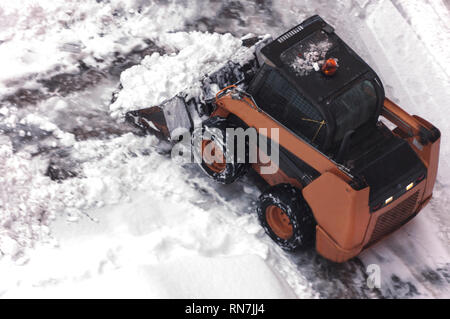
252, 161, 303, 190
302, 172, 371, 251
252, 142, 320, 189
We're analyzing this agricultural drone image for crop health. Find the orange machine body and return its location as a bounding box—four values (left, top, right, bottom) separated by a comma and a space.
213, 93, 440, 262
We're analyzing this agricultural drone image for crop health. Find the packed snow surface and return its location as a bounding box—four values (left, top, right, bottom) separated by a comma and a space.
0, 0, 449, 298
0, 0, 205, 96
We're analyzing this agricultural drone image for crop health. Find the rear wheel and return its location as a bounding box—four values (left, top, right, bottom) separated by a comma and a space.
257, 184, 316, 251
194, 116, 249, 184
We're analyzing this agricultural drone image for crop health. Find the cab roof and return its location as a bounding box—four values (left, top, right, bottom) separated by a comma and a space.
260, 15, 372, 103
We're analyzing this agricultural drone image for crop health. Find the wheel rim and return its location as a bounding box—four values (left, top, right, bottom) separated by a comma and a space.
266, 205, 293, 240
201, 139, 226, 173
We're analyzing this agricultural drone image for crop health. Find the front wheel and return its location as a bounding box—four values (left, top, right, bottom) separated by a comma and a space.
194, 116, 249, 184
257, 184, 316, 251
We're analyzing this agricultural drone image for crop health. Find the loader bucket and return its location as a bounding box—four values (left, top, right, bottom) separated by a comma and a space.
125, 106, 170, 140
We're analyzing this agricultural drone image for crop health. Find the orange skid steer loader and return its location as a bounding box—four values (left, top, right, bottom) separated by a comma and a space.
123, 15, 440, 263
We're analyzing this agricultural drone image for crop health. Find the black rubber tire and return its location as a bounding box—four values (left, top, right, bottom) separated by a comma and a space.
194, 116, 249, 184
257, 184, 316, 251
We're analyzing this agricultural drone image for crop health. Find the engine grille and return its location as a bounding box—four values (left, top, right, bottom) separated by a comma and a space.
366, 191, 420, 247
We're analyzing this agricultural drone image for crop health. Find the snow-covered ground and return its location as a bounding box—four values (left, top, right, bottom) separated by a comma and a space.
0, 0, 449, 298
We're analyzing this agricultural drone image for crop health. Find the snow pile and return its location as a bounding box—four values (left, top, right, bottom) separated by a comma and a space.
0, 132, 316, 298
110, 31, 249, 117
290, 40, 333, 76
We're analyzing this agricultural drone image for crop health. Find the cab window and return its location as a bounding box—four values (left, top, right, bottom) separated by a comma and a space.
251, 66, 326, 146
331, 80, 378, 142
